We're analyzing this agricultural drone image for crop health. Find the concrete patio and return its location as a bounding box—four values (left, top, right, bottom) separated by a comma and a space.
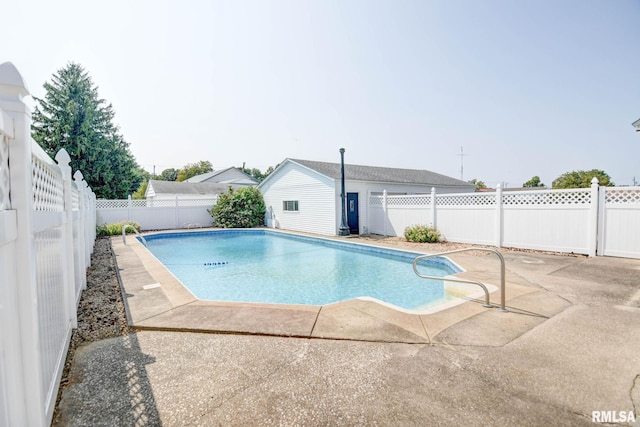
55, 231, 640, 426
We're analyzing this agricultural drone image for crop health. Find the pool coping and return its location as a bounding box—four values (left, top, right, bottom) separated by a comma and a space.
111, 228, 546, 344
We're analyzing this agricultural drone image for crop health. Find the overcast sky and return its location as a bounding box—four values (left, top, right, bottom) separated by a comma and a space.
2, 0, 639, 187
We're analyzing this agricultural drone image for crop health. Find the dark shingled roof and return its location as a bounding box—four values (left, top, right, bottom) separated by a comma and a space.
148, 180, 241, 195
290, 159, 473, 188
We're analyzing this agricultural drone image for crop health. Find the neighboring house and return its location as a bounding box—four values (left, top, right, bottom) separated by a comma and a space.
258, 158, 475, 236
145, 180, 241, 200
186, 167, 259, 186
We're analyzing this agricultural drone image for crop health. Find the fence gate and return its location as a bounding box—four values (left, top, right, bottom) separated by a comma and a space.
598, 187, 640, 259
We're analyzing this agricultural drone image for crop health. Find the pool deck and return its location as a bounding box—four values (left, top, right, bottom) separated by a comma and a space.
113, 228, 562, 345
57, 229, 640, 425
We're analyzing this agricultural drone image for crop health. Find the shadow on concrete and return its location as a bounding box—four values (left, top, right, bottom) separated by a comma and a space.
53, 332, 161, 427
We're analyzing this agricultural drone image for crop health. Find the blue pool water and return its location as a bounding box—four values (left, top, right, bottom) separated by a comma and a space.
141, 230, 462, 311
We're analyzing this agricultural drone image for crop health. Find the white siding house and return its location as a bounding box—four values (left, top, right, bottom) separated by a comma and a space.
258, 158, 475, 236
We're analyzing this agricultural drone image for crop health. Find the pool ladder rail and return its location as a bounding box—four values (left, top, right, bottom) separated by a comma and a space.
122, 224, 147, 247
412, 248, 508, 313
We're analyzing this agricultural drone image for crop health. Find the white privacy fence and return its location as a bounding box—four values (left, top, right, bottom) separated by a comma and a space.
369, 182, 640, 259
96, 196, 218, 230
598, 187, 640, 258
0, 63, 96, 427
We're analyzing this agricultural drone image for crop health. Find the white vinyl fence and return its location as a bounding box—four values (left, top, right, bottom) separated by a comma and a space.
0, 62, 96, 426
96, 196, 218, 230
369, 182, 640, 259
598, 187, 640, 258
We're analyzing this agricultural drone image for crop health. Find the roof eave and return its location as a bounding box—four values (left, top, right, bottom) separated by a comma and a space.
343, 178, 474, 188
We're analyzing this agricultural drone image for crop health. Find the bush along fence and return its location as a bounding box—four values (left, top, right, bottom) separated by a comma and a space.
0, 62, 97, 426
96, 195, 218, 230
368, 183, 640, 259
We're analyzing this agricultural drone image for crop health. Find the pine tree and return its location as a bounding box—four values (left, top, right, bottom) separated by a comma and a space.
32, 62, 142, 198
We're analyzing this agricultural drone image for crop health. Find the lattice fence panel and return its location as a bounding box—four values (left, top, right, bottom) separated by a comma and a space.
96, 199, 130, 209
386, 195, 431, 206
149, 199, 182, 208
0, 134, 9, 210
437, 193, 495, 206
96, 198, 218, 209
131, 199, 149, 207
604, 188, 640, 204
32, 155, 64, 212
95, 199, 149, 208
369, 195, 383, 207
177, 198, 218, 207
502, 189, 590, 205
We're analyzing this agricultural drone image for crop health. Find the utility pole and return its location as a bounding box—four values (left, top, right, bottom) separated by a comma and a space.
338, 148, 350, 236
457, 146, 467, 181
153, 165, 156, 179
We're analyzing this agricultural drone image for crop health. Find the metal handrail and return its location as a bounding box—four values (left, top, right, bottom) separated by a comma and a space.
412, 248, 507, 312
122, 224, 147, 246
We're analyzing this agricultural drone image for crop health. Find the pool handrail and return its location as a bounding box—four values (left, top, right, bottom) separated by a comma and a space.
122, 224, 147, 246
412, 247, 508, 312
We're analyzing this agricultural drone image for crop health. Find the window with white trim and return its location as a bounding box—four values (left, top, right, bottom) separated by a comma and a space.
283, 200, 299, 211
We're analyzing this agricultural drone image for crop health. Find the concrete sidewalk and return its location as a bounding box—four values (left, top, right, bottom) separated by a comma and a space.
56, 233, 640, 426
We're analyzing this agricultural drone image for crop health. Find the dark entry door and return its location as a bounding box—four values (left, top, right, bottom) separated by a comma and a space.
347, 193, 359, 234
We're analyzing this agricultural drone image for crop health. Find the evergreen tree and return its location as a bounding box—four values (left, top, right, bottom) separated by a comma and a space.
31, 62, 142, 198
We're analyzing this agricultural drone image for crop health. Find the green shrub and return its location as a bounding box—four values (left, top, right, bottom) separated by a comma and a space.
209, 186, 266, 228
404, 224, 441, 243
97, 221, 141, 237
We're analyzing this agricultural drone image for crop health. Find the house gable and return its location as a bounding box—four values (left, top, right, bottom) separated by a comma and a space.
259, 160, 337, 236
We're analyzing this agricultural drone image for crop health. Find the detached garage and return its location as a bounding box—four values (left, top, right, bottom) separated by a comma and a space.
258, 158, 474, 236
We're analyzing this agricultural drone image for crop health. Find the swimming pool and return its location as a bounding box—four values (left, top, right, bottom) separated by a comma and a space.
141, 229, 465, 312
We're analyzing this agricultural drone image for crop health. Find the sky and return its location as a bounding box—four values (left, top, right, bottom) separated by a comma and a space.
2, 0, 639, 187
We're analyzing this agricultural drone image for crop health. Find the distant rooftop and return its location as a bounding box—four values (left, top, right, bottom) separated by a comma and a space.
148, 180, 240, 195
186, 167, 258, 184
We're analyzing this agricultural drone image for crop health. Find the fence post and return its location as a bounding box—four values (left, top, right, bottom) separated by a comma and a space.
0, 62, 45, 426
127, 194, 132, 221
495, 183, 503, 247
74, 171, 87, 291
175, 195, 180, 228
588, 177, 599, 257
430, 187, 436, 227
87, 181, 96, 260
56, 149, 78, 329
382, 189, 388, 236
365, 190, 370, 234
